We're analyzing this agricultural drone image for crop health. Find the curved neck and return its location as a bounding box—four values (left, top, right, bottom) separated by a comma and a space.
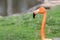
41, 13, 46, 40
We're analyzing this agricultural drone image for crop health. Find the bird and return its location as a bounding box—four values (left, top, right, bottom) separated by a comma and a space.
33, 7, 52, 40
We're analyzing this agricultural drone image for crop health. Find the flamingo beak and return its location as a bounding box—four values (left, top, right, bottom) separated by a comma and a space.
33, 12, 36, 18
33, 9, 39, 18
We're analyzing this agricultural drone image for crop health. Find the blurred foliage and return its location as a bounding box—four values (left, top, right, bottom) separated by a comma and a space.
0, 5, 60, 40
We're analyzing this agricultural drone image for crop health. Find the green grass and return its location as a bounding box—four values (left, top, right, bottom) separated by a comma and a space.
0, 5, 60, 40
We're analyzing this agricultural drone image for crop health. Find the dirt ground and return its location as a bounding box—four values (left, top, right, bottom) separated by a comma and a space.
41, 1, 60, 8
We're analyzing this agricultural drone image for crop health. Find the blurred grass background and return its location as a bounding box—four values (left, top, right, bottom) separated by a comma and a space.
0, 5, 60, 40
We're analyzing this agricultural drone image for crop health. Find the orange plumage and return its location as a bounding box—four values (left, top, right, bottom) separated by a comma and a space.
33, 7, 47, 40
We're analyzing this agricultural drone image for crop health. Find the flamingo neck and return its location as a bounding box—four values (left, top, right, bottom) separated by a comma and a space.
41, 13, 46, 40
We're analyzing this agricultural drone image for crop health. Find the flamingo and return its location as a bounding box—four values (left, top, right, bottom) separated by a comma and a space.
33, 7, 52, 40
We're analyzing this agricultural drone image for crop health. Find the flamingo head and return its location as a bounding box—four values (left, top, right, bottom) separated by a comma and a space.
33, 7, 46, 18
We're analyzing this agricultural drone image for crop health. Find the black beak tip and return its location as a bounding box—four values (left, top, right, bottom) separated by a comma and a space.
33, 13, 36, 18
